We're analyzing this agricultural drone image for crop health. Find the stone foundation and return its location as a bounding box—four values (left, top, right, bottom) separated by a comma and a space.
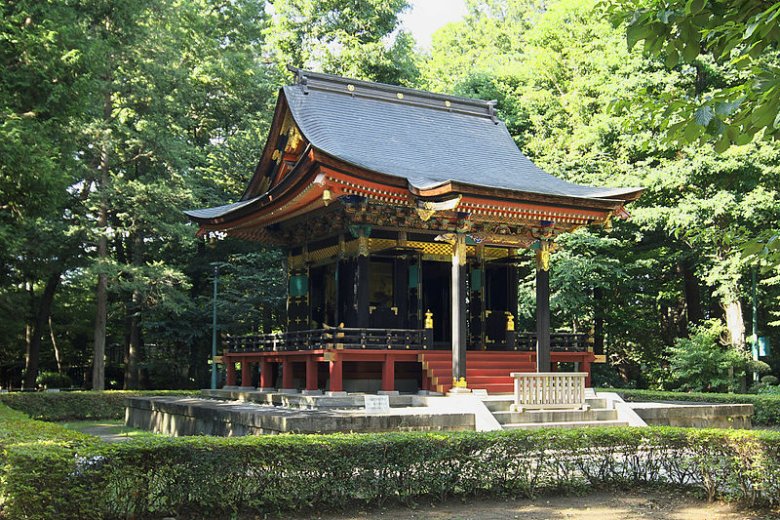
629, 401, 753, 429
125, 395, 474, 436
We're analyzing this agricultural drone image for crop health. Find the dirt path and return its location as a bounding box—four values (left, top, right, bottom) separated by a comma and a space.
311, 489, 779, 520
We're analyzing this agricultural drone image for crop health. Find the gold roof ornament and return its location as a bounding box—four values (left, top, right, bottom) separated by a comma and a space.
286, 124, 303, 152
415, 195, 462, 222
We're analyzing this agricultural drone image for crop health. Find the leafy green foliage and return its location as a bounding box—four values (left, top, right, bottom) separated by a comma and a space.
264, 0, 418, 83
4, 425, 780, 519
0, 403, 98, 514
666, 319, 764, 392
417, 0, 780, 382
605, 0, 780, 150
35, 371, 73, 390
0, 390, 199, 421
3, 0, 780, 392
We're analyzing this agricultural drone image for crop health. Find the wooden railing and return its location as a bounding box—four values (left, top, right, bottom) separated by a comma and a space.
224, 328, 430, 353
510, 372, 587, 411
225, 329, 591, 354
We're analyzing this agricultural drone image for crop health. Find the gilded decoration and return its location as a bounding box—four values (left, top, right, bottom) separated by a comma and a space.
358, 235, 369, 257
454, 234, 467, 266
286, 125, 303, 152
535, 240, 551, 271
414, 195, 462, 222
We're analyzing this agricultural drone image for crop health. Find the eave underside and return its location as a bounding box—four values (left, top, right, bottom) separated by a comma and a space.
190, 155, 628, 249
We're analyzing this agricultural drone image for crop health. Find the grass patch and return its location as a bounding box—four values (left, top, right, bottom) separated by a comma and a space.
0, 390, 200, 421
59, 419, 164, 441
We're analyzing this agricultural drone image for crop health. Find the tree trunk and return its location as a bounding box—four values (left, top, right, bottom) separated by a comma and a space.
124, 232, 144, 389
681, 259, 702, 327
592, 286, 604, 356
49, 316, 62, 374
92, 88, 112, 391
23, 272, 61, 388
23, 282, 33, 388
723, 298, 746, 350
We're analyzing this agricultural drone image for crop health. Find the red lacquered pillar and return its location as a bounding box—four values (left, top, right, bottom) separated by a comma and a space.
259, 359, 273, 389
329, 358, 343, 392
225, 358, 237, 387
305, 358, 318, 391
241, 358, 253, 388
281, 358, 294, 390
381, 356, 395, 392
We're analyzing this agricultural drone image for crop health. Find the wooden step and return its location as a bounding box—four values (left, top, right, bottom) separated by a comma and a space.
483, 397, 606, 412
420, 351, 538, 394
492, 408, 618, 425
503, 420, 629, 430
420, 350, 533, 361
424, 360, 535, 368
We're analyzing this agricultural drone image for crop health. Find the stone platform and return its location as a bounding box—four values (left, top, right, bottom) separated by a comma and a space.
201, 388, 422, 410
124, 390, 755, 437
628, 401, 753, 429
125, 394, 475, 436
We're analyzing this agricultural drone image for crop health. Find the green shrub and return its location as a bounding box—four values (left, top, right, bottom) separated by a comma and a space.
35, 370, 73, 389
4, 427, 780, 519
608, 388, 780, 426
0, 403, 94, 449
762, 375, 779, 386
0, 403, 98, 512
666, 320, 766, 392
0, 390, 199, 421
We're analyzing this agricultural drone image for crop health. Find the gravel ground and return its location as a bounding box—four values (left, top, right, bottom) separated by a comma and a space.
306, 489, 780, 520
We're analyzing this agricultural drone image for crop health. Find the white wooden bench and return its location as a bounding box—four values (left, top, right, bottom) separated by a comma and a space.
510, 372, 588, 412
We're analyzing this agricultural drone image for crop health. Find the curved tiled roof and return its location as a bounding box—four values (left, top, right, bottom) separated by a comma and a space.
283, 71, 640, 200
185, 69, 642, 223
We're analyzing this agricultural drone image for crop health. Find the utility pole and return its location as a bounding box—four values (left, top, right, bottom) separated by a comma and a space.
752, 266, 759, 383
211, 264, 219, 390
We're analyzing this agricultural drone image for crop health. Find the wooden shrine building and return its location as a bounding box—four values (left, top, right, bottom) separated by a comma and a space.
186, 68, 642, 394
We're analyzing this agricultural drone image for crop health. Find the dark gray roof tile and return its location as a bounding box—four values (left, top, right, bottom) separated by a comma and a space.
284, 82, 639, 200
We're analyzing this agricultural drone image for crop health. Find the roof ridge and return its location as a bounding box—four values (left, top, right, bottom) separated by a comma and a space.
287, 66, 497, 120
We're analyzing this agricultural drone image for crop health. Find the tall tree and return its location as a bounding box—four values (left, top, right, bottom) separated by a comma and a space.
606, 0, 780, 149
264, 0, 418, 83
0, 0, 94, 387
420, 0, 780, 380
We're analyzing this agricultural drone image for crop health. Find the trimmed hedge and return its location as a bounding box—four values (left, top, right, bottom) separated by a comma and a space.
0, 404, 98, 512
0, 390, 199, 421
607, 388, 780, 426
0, 403, 95, 449
5, 426, 780, 519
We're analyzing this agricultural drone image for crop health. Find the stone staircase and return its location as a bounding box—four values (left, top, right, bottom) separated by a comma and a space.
483, 394, 629, 430
419, 351, 536, 394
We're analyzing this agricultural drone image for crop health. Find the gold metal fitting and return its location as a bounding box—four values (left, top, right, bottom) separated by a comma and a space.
453, 377, 468, 388
424, 310, 434, 329
505, 313, 515, 332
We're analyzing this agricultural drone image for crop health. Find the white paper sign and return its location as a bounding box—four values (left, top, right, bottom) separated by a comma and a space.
364, 394, 390, 412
